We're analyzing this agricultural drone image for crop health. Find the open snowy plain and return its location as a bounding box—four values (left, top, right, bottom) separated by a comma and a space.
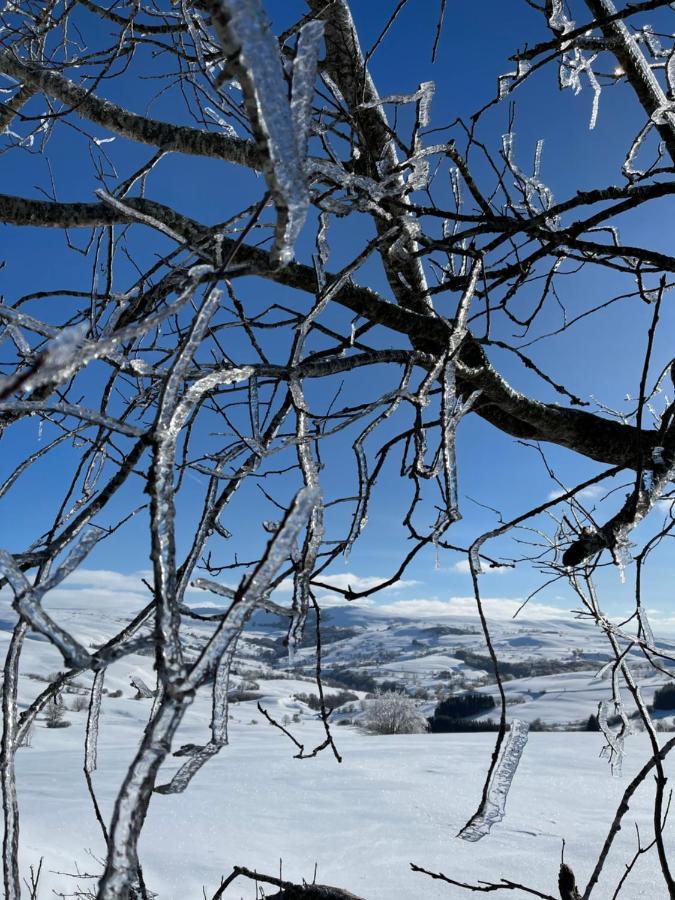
2, 592, 673, 899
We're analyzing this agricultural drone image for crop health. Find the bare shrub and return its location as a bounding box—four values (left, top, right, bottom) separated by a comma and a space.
69, 695, 89, 713
44, 698, 71, 730
360, 692, 428, 735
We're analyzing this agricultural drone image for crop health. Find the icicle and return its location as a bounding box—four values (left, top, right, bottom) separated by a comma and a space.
638, 607, 656, 649
358, 81, 434, 118
314, 210, 329, 290
290, 20, 324, 158
417, 81, 435, 128
83, 449, 105, 497
204, 106, 238, 138
547, 0, 575, 35
587, 62, 602, 130
210, 0, 317, 265
613, 536, 632, 583
85, 670, 105, 774
155, 743, 219, 794
450, 167, 462, 209
460, 719, 529, 841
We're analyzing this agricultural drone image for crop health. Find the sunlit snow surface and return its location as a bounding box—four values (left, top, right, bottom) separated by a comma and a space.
1, 597, 672, 898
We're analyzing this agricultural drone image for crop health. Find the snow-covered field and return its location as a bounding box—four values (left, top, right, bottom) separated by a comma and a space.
2, 595, 674, 898
13, 722, 672, 899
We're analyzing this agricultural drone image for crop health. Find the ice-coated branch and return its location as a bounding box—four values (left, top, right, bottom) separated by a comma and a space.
84, 670, 110, 845
1, 621, 28, 900
85, 670, 105, 775
584, 0, 675, 161
149, 285, 226, 685
0, 528, 103, 668
0, 50, 259, 168
154, 588, 253, 794
203, 0, 319, 264
98, 486, 319, 897
288, 378, 324, 646
97, 695, 187, 900
188, 484, 321, 688
459, 719, 530, 841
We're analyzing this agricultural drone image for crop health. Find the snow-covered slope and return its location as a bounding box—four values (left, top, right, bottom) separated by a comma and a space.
1, 595, 674, 898
246, 604, 675, 727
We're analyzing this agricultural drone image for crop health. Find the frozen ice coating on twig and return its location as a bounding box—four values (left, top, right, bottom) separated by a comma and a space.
359, 81, 435, 126
459, 719, 530, 842
547, 0, 574, 35
543, 0, 604, 130
0, 264, 210, 399
599, 699, 626, 774
638, 606, 656, 649
0, 320, 87, 399
0, 528, 102, 668
291, 20, 324, 156
156, 598, 251, 795
155, 743, 220, 795
85, 670, 105, 774
149, 288, 254, 684
130, 676, 155, 699
188, 484, 320, 689
208, 0, 321, 265
501, 133, 558, 223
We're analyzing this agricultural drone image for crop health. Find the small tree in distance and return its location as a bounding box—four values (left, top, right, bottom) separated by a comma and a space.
44, 697, 70, 730
361, 692, 429, 735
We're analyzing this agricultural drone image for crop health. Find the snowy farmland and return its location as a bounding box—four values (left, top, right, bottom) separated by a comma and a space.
11, 717, 672, 898
2, 593, 674, 898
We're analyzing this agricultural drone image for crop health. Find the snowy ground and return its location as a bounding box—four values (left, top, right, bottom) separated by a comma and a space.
3, 597, 674, 898
11, 691, 674, 900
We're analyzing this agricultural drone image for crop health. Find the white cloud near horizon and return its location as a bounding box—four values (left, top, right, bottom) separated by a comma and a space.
275, 572, 419, 595
375, 595, 565, 620
62, 568, 153, 592
16, 568, 208, 613
2, 569, 564, 623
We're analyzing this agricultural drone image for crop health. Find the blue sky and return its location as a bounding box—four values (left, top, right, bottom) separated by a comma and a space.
2, 1, 674, 625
